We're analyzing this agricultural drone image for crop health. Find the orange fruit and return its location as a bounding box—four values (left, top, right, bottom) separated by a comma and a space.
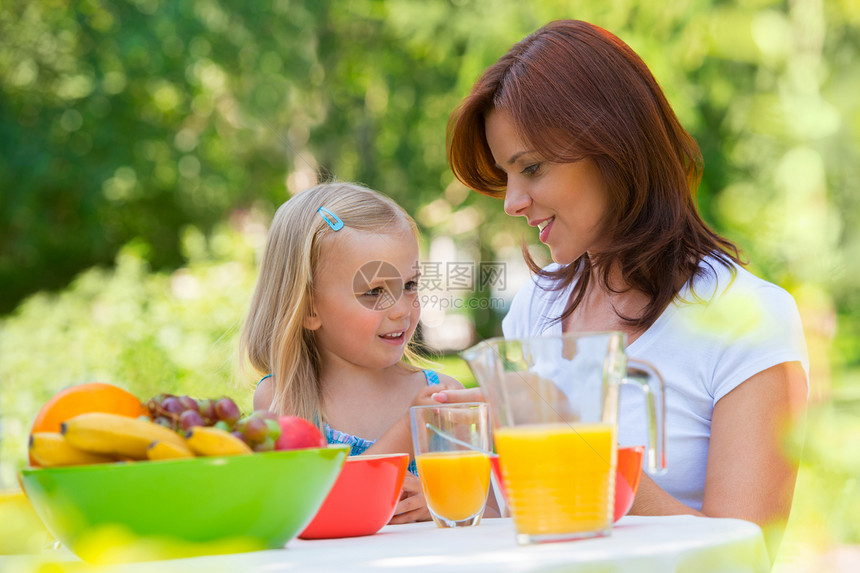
29, 382, 149, 466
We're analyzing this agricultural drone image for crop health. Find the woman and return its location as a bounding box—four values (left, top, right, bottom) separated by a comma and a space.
440, 19, 808, 556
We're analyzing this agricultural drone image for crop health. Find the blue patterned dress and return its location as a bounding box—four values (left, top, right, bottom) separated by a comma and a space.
258, 370, 441, 474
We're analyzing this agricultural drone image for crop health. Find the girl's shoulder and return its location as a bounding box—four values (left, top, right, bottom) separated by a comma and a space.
420, 369, 463, 389
253, 375, 274, 411
253, 374, 296, 414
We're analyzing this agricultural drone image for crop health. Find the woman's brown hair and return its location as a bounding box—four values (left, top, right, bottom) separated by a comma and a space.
447, 19, 742, 329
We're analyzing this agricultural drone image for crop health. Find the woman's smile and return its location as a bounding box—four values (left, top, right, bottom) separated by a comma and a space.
485, 109, 610, 264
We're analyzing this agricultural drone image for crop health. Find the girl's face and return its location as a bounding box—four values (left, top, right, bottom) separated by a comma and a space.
307, 222, 421, 372
484, 108, 611, 265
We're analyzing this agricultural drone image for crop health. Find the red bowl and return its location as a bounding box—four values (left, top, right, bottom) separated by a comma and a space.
614, 445, 645, 522
489, 454, 505, 501
489, 446, 644, 523
299, 453, 409, 540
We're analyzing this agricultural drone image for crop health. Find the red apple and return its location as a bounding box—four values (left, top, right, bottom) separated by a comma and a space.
275, 416, 327, 451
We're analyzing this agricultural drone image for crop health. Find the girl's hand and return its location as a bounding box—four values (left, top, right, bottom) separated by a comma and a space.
389, 473, 432, 524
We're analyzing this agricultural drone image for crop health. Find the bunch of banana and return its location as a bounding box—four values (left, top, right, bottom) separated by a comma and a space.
29, 412, 255, 467
185, 426, 253, 456
61, 412, 188, 460
147, 440, 194, 460
29, 432, 116, 467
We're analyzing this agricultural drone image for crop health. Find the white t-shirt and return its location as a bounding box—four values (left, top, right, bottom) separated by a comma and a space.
501, 257, 809, 510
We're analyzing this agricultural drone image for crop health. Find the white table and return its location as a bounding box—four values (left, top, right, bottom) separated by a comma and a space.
1, 515, 770, 573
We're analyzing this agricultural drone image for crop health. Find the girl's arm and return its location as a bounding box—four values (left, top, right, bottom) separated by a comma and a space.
377, 374, 464, 524
631, 361, 807, 560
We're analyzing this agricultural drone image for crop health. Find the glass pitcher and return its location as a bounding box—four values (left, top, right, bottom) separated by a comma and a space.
461, 332, 666, 544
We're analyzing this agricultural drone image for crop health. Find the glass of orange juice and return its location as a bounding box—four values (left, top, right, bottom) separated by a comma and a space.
461, 333, 667, 544
409, 403, 491, 528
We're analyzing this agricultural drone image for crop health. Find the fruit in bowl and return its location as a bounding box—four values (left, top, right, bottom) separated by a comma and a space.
299, 453, 410, 540
20, 446, 349, 563
28, 383, 149, 466
21, 383, 346, 562
276, 416, 328, 451
27, 384, 330, 468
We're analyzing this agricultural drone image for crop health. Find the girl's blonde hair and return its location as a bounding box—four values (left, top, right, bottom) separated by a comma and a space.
238, 181, 422, 423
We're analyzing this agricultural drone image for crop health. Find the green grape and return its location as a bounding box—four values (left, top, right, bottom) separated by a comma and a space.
264, 418, 282, 441
253, 437, 275, 452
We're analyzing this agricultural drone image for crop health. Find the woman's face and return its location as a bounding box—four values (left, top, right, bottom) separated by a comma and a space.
484, 108, 611, 265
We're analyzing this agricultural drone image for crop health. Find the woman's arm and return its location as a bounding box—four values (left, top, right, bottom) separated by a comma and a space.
632, 361, 808, 558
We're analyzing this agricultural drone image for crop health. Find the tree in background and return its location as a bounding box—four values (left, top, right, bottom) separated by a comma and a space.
1, 0, 858, 382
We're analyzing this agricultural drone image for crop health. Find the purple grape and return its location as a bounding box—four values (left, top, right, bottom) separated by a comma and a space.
215, 397, 241, 424
147, 393, 172, 416
162, 396, 184, 415
231, 431, 248, 444
179, 409, 205, 431
198, 399, 217, 421
242, 417, 269, 443
178, 395, 199, 412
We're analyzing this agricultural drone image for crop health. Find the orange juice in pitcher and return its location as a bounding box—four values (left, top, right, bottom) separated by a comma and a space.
495, 423, 615, 537
461, 333, 666, 544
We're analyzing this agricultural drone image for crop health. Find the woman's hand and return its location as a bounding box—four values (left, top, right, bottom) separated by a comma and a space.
430, 387, 485, 404
389, 473, 432, 524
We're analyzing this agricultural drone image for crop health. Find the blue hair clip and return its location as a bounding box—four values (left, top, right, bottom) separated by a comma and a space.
318, 207, 344, 231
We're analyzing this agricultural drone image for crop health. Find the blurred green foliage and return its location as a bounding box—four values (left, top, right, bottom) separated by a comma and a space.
0, 222, 259, 484
1, 0, 859, 565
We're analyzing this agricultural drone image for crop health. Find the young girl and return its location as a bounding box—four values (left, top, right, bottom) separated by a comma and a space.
239, 181, 464, 524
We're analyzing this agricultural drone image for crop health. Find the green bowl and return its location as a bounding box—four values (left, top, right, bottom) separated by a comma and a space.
19, 446, 348, 563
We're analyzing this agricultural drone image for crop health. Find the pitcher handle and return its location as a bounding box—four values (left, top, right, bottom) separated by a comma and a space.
623, 358, 667, 475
